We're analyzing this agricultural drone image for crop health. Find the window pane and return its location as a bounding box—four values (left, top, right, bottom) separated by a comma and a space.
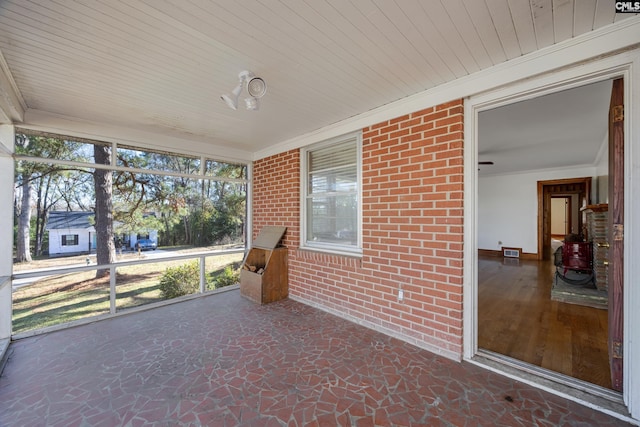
112, 174, 246, 248
309, 166, 357, 194
15, 132, 107, 163
14, 161, 246, 261
117, 145, 200, 174
309, 141, 356, 172
114, 252, 243, 311
12, 271, 110, 334
205, 160, 247, 179
13, 130, 249, 335
305, 136, 359, 250
307, 195, 357, 246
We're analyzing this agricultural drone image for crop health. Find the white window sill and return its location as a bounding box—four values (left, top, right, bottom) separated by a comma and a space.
297, 245, 363, 259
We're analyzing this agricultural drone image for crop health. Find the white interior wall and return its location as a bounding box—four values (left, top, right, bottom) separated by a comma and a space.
597, 176, 609, 204
478, 166, 597, 254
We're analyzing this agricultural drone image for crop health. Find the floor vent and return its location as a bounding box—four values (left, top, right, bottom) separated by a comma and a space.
502, 247, 521, 258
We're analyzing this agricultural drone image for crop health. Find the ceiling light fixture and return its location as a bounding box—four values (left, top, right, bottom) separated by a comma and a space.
244, 96, 259, 111
221, 70, 267, 111
221, 83, 242, 110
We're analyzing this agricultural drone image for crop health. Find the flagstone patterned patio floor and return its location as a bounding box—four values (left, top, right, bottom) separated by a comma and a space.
0, 289, 632, 426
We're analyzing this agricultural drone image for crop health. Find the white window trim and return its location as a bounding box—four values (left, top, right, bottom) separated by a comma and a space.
300, 131, 362, 256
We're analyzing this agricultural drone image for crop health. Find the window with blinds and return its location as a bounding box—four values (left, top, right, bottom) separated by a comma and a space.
303, 133, 361, 254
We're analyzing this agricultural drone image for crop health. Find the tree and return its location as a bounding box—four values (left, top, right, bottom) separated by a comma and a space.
15, 174, 32, 263
14, 132, 248, 264
203, 163, 247, 244
15, 134, 87, 260
14, 134, 35, 263
93, 144, 115, 278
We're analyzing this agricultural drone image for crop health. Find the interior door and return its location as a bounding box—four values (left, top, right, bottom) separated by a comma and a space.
608, 78, 624, 392
552, 197, 572, 236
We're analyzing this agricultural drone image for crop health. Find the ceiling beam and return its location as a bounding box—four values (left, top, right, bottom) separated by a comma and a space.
0, 48, 25, 124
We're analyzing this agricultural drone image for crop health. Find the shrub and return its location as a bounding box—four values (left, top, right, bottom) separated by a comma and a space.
211, 265, 240, 289
159, 261, 200, 299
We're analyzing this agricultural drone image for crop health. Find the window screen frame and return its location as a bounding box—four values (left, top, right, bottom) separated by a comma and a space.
301, 132, 362, 256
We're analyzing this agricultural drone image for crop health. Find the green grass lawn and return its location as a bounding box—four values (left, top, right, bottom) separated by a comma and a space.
12, 252, 243, 334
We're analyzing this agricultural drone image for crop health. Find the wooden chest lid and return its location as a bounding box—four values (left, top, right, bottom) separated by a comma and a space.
252, 226, 287, 249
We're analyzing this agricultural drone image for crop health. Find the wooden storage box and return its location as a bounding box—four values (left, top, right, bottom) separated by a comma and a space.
240, 226, 288, 304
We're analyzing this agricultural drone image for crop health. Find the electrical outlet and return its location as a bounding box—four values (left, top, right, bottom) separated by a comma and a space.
398, 289, 404, 302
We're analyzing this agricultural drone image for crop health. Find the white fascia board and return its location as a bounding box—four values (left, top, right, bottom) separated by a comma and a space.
253, 17, 640, 161
0, 48, 25, 123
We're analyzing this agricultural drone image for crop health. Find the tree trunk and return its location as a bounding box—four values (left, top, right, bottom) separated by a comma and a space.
16, 178, 33, 263
163, 214, 171, 247
93, 145, 115, 278
183, 216, 190, 244
34, 178, 44, 256
37, 174, 54, 257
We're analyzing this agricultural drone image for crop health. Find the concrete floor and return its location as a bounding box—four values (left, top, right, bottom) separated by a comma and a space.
0, 289, 632, 426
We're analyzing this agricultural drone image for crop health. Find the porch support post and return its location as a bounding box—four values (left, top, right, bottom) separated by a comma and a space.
0, 125, 15, 339
110, 265, 116, 314
199, 256, 206, 293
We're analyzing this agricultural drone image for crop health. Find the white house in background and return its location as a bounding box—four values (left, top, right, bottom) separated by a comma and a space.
46, 211, 96, 256
46, 211, 158, 256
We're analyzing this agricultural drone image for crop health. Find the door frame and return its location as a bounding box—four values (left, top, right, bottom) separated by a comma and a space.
463, 51, 640, 420
538, 178, 591, 260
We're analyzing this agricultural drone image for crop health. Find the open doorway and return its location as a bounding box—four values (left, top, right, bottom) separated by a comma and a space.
551, 196, 570, 238
538, 177, 591, 261
475, 78, 622, 392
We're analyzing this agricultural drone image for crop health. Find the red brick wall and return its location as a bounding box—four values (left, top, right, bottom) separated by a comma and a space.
252, 100, 464, 359
252, 150, 300, 250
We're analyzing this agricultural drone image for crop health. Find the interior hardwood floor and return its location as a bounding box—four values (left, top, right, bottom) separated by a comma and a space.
477, 254, 611, 389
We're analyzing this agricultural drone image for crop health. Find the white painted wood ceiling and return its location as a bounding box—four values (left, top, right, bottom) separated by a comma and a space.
0, 1, 636, 160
